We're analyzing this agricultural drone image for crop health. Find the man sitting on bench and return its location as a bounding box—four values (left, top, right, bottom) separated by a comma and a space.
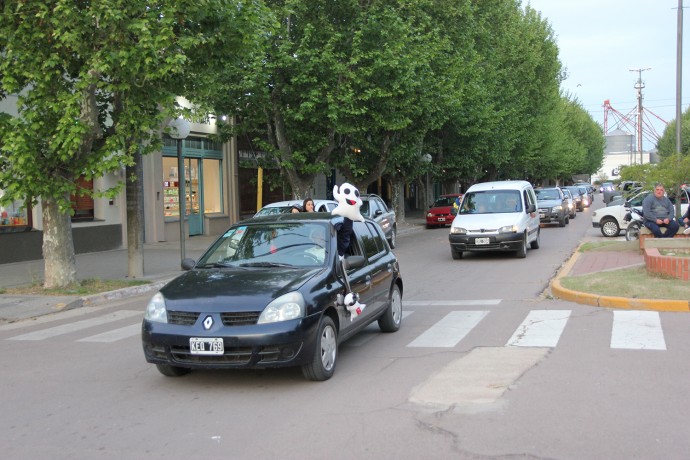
642, 183, 679, 238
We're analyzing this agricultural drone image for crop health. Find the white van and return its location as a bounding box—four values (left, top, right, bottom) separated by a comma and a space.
449, 180, 540, 259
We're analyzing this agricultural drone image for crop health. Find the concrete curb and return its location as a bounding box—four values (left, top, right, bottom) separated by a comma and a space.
550, 244, 690, 312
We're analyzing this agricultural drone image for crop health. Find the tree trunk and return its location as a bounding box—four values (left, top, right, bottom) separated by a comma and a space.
391, 177, 405, 223
42, 195, 77, 288
126, 152, 144, 278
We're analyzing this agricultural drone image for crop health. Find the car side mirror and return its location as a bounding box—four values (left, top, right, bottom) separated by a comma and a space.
374, 210, 383, 217
343, 255, 366, 270
181, 258, 196, 270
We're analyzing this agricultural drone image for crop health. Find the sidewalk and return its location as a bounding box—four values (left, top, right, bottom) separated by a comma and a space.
0, 211, 428, 323
550, 241, 690, 312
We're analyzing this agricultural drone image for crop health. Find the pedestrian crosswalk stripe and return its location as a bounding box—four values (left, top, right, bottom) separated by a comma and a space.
506, 310, 571, 348
404, 300, 501, 307
7, 310, 142, 341
611, 310, 666, 350
407, 311, 489, 348
77, 323, 141, 343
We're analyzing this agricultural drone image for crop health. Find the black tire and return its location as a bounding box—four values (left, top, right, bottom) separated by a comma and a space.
155, 363, 191, 377
625, 222, 641, 241
302, 315, 337, 381
558, 215, 566, 227
426, 224, 433, 229
599, 217, 620, 237
451, 247, 463, 259
378, 284, 402, 332
530, 228, 540, 249
388, 226, 397, 249
570, 211, 576, 219
515, 233, 527, 258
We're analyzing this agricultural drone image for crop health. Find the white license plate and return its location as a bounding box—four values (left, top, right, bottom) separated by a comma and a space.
189, 337, 224, 355
437, 217, 445, 222
475, 237, 490, 245
539, 213, 545, 219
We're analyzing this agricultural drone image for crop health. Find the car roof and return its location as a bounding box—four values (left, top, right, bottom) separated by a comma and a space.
466, 180, 533, 192
242, 212, 371, 226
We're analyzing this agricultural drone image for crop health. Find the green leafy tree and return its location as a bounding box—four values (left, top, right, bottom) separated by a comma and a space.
0, 1, 265, 287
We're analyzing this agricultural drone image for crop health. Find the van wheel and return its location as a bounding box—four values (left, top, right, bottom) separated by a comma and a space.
530, 228, 540, 249
516, 234, 527, 258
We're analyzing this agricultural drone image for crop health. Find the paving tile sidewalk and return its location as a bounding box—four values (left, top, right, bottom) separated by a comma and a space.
567, 250, 645, 276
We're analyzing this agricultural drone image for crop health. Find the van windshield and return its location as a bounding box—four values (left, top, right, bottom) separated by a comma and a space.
460, 190, 522, 214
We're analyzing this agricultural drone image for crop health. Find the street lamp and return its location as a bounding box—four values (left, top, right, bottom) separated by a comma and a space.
168, 117, 191, 267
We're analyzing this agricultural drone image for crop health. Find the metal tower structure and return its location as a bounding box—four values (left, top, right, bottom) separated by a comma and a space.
602, 69, 668, 162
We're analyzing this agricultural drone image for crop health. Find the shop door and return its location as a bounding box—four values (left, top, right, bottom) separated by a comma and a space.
185, 158, 203, 236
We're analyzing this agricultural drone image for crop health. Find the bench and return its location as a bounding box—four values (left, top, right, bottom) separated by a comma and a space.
639, 226, 690, 250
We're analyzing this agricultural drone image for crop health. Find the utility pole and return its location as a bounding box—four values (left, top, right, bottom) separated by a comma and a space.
676, 0, 683, 155
629, 67, 650, 164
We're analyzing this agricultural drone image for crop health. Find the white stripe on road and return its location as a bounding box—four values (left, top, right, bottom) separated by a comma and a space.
611, 310, 666, 350
404, 300, 501, 307
407, 311, 489, 348
77, 323, 141, 343
506, 310, 571, 348
8, 310, 142, 341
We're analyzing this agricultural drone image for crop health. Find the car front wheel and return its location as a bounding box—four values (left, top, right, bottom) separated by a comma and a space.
155, 363, 191, 377
378, 284, 402, 332
388, 226, 397, 249
515, 233, 527, 258
600, 217, 620, 237
302, 315, 337, 381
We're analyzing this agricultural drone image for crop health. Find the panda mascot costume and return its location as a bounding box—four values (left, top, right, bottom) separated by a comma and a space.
331, 183, 366, 320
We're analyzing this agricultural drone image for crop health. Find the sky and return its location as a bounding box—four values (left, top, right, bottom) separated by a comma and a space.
523, 0, 689, 150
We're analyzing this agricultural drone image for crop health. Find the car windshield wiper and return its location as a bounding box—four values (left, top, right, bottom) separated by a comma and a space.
239, 262, 297, 268
195, 262, 241, 269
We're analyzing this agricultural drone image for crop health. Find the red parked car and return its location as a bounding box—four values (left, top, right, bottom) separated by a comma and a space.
426, 194, 462, 228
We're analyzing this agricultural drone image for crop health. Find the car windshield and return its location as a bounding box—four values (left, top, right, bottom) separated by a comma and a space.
432, 197, 455, 207
196, 222, 329, 268
536, 189, 560, 200
460, 190, 522, 214
255, 206, 294, 217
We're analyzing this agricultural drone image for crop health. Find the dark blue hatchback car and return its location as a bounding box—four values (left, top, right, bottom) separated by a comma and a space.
142, 213, 403, 381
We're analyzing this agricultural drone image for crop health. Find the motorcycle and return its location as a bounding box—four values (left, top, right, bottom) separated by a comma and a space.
624, 207, 644, 241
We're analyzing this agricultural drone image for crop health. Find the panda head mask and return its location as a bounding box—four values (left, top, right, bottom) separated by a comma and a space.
331, 183, 364, 222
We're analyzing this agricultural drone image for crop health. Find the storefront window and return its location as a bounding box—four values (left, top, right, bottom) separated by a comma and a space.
0, 191, 31, 232
203, 159, 222, 213
162, 142, 223, 219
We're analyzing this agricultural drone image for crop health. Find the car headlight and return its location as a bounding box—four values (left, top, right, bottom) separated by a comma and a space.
450, 227, 467, 234
498, 225, 518, 233
258, 291, 305, 324
427, 212, 433, 217
144, 292, 168, 323
553, 205, 562, 212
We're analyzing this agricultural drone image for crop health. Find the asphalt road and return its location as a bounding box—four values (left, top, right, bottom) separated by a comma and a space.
2, 201, 689, 459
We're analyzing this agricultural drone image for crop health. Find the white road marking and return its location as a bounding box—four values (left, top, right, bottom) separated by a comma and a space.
407, 311, 489, 348
506, 310, 571, 348
77, 323, 141, 343
404, 300, 501, 307
7, 310, 142, 341
611, 310, 666, 350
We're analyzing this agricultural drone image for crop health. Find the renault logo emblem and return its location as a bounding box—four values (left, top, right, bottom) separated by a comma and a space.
203, 315, 214, 330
